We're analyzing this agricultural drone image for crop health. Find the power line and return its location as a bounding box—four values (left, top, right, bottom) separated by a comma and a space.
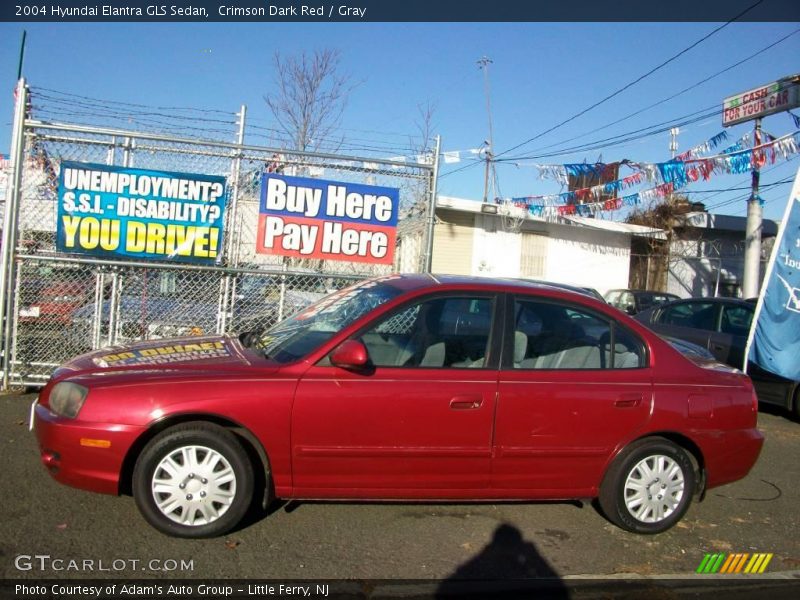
682, 177, 794, 195
493, 0, 765, 160
32, 92, 237, 126
33, 86, 235, 116
440, 104, 724, 180
498, 107, 720, 163
509, 27, 800, 159
497, 105, 721, 162
697, 156, 799, 210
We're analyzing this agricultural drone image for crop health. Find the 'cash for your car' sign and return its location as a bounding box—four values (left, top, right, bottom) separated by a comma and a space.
256, 174, 399, 265
57, 162, 227, 264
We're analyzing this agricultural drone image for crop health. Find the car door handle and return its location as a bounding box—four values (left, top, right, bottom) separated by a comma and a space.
614, 393, 643, 408
450, 395, 483, 410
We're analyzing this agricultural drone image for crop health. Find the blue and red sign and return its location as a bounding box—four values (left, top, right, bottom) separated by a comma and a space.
256, 174, 399, 265
746, 168, 800, 380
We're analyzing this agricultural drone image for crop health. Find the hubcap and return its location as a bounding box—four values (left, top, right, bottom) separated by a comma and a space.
623, 454, 685, 523
151, 445, 236, 526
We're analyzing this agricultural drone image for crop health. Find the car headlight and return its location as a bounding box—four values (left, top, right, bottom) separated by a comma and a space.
49, 382, 88, 419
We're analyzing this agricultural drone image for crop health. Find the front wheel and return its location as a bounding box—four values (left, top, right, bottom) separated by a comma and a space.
599, 438, 695, 534
133, 422, 254, 538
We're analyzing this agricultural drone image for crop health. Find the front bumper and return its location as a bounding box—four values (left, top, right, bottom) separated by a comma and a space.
32, 402, 144, 495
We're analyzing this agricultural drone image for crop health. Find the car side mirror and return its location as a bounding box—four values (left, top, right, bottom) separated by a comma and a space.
330, 339, 370, 370
624, 304, 636, 315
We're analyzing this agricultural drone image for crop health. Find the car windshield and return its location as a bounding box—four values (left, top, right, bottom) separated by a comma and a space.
253, 278, 404, 364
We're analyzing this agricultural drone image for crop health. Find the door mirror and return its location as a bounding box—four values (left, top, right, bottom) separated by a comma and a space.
330, 339, 369, 370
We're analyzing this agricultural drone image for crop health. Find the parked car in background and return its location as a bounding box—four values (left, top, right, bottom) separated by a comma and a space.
19, 281, 95, 325
67, 271, 326, 352
605, 289, 680, 315
33, 274, 763, 538
635, 297, 799, 415
662, 335, 717, 361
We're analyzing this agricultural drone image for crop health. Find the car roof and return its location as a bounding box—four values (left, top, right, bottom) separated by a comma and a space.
383, 273, 606, 300
606, 288, 678, 295
659, 296, 752, 306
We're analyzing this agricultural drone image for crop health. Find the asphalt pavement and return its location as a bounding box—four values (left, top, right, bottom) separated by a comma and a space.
1, 391, 799, 590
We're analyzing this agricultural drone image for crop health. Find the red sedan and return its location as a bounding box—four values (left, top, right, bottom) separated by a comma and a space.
32, 275, 763, 538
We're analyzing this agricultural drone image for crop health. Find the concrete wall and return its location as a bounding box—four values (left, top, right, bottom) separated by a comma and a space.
543, 225, 631, 295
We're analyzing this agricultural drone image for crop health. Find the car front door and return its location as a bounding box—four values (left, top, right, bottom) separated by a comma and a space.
291, 293, 500, 496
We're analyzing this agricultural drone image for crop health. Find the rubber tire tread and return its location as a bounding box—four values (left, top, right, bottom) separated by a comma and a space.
598, 436, 695, 534
132, 421, 254, 538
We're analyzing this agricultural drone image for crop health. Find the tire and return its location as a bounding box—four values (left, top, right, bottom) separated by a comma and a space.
133, 422, 254, 538
598, 437, 695, 534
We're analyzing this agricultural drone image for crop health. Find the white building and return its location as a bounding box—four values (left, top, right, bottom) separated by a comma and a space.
425, 196, 665, 296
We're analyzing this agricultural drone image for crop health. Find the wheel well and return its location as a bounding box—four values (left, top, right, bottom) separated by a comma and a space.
630, 432, 706, 495
118, 414, 271, 499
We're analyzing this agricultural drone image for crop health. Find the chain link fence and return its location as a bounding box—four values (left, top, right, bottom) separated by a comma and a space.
1, 84, 437, 387
629, 252, 770, 299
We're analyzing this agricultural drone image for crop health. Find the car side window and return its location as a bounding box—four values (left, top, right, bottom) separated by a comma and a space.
609, 326, 647, 369
513, 300, 607, 369
720, 305, 753, 336
615, 291, 635, 313
658, 302, 716, 331
359, 296, 493, 368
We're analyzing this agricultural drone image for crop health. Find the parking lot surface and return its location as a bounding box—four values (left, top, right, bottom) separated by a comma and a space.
2, 392, 799, 582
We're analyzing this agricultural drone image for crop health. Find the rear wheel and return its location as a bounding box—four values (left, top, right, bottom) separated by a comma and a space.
133, 422, 254, 538
599, 437, 695, 534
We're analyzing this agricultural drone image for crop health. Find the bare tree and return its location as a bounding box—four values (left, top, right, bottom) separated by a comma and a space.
410, 101, 437, 160
264, 49, 356, 153
405, 101, 437, 216
626, 195, 692, 290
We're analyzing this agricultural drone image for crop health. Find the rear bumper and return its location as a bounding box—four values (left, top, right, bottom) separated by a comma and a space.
700, 427, 764, 489
33, 402, 143, 495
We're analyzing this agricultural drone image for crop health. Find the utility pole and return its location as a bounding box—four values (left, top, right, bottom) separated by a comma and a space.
16, 30, 26, 79
743, 118, 763, 299
669, 127, 679, 159
478, 56, 494, 204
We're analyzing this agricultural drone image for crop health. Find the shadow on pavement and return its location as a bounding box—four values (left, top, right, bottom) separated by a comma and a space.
435, 523, 568, 599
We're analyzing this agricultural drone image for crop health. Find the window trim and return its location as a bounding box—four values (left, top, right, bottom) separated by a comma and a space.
325, 290, 505, 370
503, 294, 649, 371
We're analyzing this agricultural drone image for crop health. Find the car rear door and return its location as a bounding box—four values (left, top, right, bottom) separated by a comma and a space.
291, 292, 501, 496
648, 300, 717, 352
493, 295, 652, 495
709, 302, 754, 369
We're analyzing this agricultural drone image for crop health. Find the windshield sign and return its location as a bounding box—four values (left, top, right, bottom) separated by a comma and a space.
254, 277, 403, 363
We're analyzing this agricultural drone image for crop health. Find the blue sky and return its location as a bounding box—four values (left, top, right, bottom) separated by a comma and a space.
1, 21, 799, 221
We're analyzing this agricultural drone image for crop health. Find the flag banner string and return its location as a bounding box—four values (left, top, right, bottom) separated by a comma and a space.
500, 130, 799, 216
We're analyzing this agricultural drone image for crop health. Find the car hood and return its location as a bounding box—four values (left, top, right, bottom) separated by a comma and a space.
52, 335, 265, 378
